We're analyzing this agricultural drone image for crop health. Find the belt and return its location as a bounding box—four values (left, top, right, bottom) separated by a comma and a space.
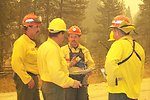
42, 80, 51, 83
69, 74, 85, 77
27, 72, 37, 76
13, 72, 37, 78
42, 81, 54, 85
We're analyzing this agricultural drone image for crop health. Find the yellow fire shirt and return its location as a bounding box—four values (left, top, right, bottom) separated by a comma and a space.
11, 34, 38, 84
37, 38, 74, 87
105, 36, 145, 99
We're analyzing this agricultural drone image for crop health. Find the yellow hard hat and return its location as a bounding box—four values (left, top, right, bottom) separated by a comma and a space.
118, 21, 135, 33
48, 18, 66, 33
108, 31, 115, 41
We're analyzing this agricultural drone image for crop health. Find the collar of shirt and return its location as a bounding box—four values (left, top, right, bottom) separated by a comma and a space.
47, 37, 60, 48
119, 35, 133, 41
23, 34, 36, 46
68, 43, 82, 52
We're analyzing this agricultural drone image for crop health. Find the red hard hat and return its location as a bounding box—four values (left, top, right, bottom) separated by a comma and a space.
110, 15, 129, 28
22, 13, 42, 27
68, 26, 81, 35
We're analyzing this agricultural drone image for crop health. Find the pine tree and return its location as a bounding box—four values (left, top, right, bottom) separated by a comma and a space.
95, 0, 125, 43
32, 0, 89, 45
0, 0, 20, 69
135, 0, 150, 57
89, 0, 125, 58
125, 6, 132, 22
61, 0, 88, 27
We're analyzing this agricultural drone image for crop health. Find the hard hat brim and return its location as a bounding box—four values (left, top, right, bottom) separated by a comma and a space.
48, 29, 66, 34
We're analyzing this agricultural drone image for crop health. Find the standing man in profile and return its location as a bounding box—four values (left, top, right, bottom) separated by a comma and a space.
37, 18, 81, 100
61, 25, 95, 100
105, 15, 145, 100
11, 13, 42, 100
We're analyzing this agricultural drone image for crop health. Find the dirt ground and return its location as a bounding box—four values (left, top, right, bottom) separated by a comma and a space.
0, 75, 16, 93
0, 62, 149, 100
0, 62, 150, 93
0, 78, 150, 100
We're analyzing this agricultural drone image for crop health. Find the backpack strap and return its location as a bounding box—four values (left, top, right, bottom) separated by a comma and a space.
79, 48, 85, 61
68, 45, 72, 53
118, 40, 141, 65
133, 44, 142, 61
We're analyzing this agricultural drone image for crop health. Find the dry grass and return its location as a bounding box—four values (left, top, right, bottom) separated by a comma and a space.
0, 63, 150, 93
144, 63, 150, 78
0, 74, 16, 93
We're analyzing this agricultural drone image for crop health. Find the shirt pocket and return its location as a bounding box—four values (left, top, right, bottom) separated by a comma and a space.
25, 48, 37, 64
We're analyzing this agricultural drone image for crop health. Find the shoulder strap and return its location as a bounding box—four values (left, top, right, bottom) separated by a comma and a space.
118, 41, 134, 65
79, 48, 82, 53
133, 42, 142, 61
68, 45, 72, 53
118, 40, 141, 65
78, 48, 85, 61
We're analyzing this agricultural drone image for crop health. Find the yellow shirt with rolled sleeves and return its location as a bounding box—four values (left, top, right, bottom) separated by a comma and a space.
37, 38, 74, 87
61, 44, 95, 69
11, 34, 38, 84
105, 35, 145, 99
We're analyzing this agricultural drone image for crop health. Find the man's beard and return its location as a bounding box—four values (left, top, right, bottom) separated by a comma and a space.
71, 41, 78, 48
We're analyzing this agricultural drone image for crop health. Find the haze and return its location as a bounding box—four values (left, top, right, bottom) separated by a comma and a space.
124, 0, 143, 16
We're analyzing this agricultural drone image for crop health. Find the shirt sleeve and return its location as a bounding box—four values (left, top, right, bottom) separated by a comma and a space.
104, 41, 123, 86
11, 41, 32, 84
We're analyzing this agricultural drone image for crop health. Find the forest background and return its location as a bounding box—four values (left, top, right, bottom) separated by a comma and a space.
0, 0, 150, 92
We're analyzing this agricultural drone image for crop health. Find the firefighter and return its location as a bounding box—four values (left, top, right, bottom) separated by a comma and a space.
105, 15, 145, 100
37, 18, 81, 100
61, 25, 95, 100
11, 13, 42, 100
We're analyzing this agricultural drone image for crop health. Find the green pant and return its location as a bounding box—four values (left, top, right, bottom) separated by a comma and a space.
13, 73, 40, 100
41, 81, 65, 100
65, 74, 89, 100
109, 93, 138, 100
65, 87, 89, 100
